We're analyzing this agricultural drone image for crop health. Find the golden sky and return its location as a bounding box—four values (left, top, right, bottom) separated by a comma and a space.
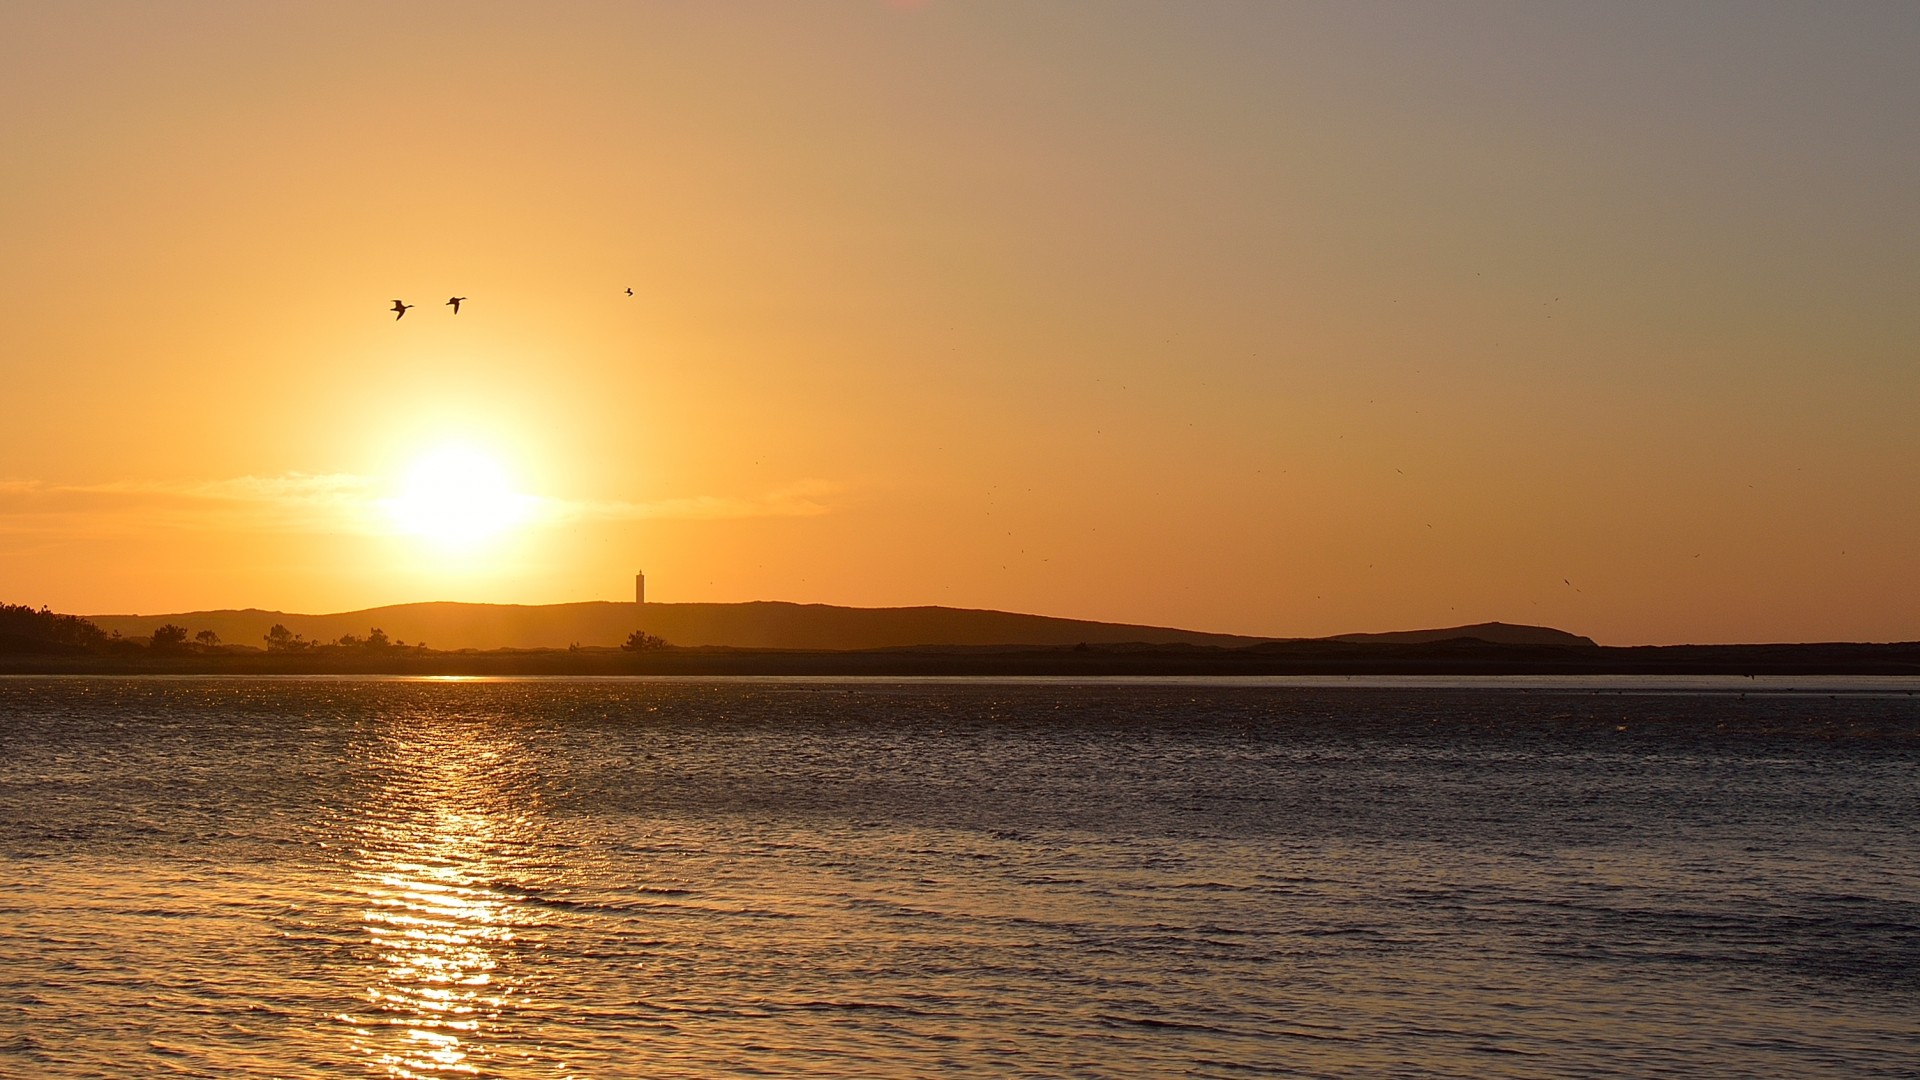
3, 2, 1916, 644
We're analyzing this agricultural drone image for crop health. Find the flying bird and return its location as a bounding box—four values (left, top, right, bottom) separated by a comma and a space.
446, 296, 465, 314
391, 300, 412, 320
625, 287, 634, 296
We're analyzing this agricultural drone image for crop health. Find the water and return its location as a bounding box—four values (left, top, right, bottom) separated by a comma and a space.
1, 676, 1916, 1078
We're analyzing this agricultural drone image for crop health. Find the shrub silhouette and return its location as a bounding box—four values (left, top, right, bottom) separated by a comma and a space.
621, 630, 671, 652
264, 624, 313, 652
0, 604, 108, 649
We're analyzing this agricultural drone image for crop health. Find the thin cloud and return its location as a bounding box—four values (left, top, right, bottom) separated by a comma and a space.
0, 473, 381, 537
0, 473, 839, 538
555, 480, 840, 522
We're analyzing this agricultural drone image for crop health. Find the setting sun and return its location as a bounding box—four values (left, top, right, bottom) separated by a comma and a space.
385, 446, 538, 550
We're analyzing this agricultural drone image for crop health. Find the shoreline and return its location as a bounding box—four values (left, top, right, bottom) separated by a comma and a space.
5, 640, 1918, 677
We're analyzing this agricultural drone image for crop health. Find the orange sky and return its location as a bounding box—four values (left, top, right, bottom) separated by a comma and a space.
3, 2, 1916, 644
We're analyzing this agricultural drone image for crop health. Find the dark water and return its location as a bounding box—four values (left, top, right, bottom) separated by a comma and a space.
1, 676, 1916, 1078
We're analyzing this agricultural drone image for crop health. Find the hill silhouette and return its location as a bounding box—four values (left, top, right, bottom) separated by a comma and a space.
84, 601, 1270, 653
16, 602, 1920, 675
1326, 622, 1594, 647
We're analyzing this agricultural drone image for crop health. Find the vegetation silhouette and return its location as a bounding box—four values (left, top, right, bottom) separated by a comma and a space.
264, 623, 312, 652
0, 604, 242, 656
0, 604, 112, 655
0, 604, 108, 650
621, 630, 672, 652
327, 627, 417, 650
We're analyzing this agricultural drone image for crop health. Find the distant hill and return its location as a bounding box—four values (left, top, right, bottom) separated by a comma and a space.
1325, 622, 1595, 647
82, 604, 1597, 654
84, 601, 1269, 652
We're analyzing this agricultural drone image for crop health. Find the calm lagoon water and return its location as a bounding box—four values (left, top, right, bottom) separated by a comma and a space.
1, 676, 1916, 1077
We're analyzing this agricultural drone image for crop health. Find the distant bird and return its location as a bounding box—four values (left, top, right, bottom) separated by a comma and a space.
446, 296, 465, 314
391, 300, 412, 320
625, 287, 634, 296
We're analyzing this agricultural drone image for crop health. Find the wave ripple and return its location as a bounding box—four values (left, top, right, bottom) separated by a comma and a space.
2, 677, 1917, 1077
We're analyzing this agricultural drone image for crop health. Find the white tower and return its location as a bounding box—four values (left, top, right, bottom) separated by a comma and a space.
635, 571, 645, 606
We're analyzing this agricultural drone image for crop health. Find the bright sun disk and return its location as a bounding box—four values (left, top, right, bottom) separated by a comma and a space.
385, 446, 536, 549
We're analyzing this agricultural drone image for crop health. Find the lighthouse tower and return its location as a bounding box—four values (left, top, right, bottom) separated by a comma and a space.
635, 571, 645, 606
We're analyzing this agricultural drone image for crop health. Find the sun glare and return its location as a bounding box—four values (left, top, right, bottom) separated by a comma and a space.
386, 446, 537, 550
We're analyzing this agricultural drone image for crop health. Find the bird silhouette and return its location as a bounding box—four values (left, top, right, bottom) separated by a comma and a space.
446, 296, 465, 314
625, 287, 634, 296
391, 300, 412, 320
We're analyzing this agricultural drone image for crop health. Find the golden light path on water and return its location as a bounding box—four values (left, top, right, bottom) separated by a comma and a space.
3, 680, 1920, 1077
343, 712, 537, 1079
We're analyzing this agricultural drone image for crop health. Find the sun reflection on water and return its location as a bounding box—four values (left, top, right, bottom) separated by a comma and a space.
344, 722, 536, 1078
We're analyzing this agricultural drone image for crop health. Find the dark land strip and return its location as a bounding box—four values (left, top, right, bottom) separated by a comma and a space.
4, 638, 1918, 677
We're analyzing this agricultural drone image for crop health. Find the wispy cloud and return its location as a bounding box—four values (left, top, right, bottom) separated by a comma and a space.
0, 473, 378, 537
0, 473, 839, 538
554, 480, 839, 523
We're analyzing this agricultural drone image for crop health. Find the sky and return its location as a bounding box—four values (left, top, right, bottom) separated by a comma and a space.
2, 1, 1916, 645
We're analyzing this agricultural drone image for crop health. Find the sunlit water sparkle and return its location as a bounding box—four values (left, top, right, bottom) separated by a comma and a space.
1, 677, 1916, 1077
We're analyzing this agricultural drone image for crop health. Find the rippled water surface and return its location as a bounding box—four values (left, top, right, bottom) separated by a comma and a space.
2, 676, 1917, 1077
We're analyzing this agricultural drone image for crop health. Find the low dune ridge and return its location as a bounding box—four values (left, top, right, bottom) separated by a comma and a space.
1326, 622, 1596, 647
84, 601, 1273, 653
84, 604, 1599, 654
